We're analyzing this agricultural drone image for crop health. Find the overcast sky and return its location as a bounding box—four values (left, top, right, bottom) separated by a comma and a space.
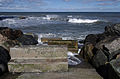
0, 0, 120, 12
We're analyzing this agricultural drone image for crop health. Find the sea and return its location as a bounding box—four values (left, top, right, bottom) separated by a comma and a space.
0, 12, 120, 43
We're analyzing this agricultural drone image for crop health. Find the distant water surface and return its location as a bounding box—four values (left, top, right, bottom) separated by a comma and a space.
0, 12, 120, 41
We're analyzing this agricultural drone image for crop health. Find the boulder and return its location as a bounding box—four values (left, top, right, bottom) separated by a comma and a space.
80, 44, 94, 62
0, 34, 8, 43
17, 35, 38, 45
80, 24, 120, 79
19, 16, 26, 19
95, 37, 120, 60
103, 38, 120, 55
91, 49, 108, 68
84, 34, 98, 45
79, 40, 84, 44
0, 46, 11, 76
0, 27, 8, 31
0, 28, 23, 40
25, 33, 38, 41
116, 54, 120, 59
104, 24, 120, 36
107, 58, 120, 79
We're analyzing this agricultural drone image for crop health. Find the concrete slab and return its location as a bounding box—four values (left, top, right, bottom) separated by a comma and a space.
8, 62, 68, 72
48, 40, 78, 53
8, 45, 68, 72
41, 38, 62, 43
10, 45, 67, 59
2, 60, 103, 79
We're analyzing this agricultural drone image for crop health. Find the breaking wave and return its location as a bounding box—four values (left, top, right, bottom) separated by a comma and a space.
68, 18, 99, 23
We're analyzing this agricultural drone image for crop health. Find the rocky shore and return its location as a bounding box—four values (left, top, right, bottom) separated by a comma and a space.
80, 24, 120, 79
0, 24, 120, 79
0, 27, 38, 76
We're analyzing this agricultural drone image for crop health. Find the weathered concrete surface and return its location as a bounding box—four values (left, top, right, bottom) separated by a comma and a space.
41, 38, 62, 43
10, 45, 67, 58
1, 59, 103, 79
48, 40, 78, 53
8, 45, 68, 72
8, 62, 68, 72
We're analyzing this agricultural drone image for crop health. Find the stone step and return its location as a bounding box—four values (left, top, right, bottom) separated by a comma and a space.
48, 40, 78, 53
41, 38, 62, 43
9, 45, 68, 72
8, 58, 68, 72
9, 58, 67, 63
10, 45, 67, 59
8, 62, 68, 72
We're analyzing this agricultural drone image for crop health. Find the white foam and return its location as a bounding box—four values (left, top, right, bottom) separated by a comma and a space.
42, 15, 59, 20
67, 15, 72, 18
2, 19, 16, 24
68, 18, 99, 23
68, 52, 81, 65
62, 37, 74, 40
37, 33, 57, 44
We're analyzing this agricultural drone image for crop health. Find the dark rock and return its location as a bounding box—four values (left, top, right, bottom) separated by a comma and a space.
79, 40, 84, 44
107, 58, 120, 79
96, 65, 108, 79
0, 27, 8, 31
0, 34, 8, 43
104, 24, 120, 36
25, 33, 38, 41
92, 49, 108, 68
80, 44, 94, 62
84, 34, 98, 45
0, 28, 23, 40
116, 54, 120, 59
3, 40, 20, 48
0, 46, 11, 76
103, 37, 120, 54
0, 46, 11, 64
95, 37, 120, 60
19, 16, 26, 19
17, 35, 38, 45
80, 24, 120, 79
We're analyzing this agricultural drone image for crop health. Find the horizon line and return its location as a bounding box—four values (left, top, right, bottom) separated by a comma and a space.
0, 11, 119, 13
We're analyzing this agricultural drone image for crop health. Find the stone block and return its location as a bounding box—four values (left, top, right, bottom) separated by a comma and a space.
10, 45, 67, 59
8, 45, 68, 72
41, 38, 62, 43
48, 40, 78, 53
8, 61, 68, 72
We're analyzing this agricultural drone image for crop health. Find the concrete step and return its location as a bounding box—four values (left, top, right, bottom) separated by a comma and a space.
8, 58, 68, 72
9, 58, 67, 63
47, 40, 78, 53
8, 62, 68, 72
41, 37, 62, 43
10, 45, 67, 59
3, 66, 103, 79
9, 45, 68, 72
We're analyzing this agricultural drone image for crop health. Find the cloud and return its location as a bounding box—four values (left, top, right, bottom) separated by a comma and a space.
0, 0, 13, 6
0, 0, 47, 10
0, 0, 120, 12
96, 0, 120, 6
0, 6, 28, 10
96, 0, 117, 1
64, 0, 70, 2
98, 3, 113, 5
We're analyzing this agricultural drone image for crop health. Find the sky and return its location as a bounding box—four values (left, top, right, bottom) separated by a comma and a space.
0, 0, 120, 12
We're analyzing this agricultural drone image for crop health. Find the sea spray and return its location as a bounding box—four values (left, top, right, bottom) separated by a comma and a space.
68, 18, 99, 23
68, 52, 81, 65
